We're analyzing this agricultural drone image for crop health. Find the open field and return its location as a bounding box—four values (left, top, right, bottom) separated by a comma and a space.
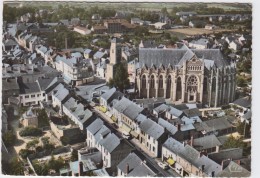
167, 28, 234, 36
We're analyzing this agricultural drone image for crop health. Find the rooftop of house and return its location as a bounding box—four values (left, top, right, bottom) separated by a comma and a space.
19, 81, 41, 94
232, 96, 251, 108
117, 152, 157, 177
193, 134, 222, 151
208, 148, 243, 164
158, 118, 178, 135
194, 117, 233, 133
52, 83, 69, 102
139, 119, 165, 140
217, 161, 250, 177
87, 118, 104, 135
2, 78, 20, 91
189, 38, 209, 46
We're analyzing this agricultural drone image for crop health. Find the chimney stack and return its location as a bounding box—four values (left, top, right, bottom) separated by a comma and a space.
177, 124, 181, 131
201, 165, 205, 172
79, 161, 83, 176
126, 163, 129, 175
190, 135, 194, 147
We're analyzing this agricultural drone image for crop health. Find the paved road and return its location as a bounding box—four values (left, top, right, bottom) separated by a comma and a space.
93, 108, 181, 177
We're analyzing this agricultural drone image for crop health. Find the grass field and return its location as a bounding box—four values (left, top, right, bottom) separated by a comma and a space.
167, 28, 234, 36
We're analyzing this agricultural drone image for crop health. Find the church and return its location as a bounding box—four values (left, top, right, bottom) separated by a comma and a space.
135, 45, 236, 107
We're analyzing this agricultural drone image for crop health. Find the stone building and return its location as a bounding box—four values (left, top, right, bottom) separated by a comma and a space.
135, 45, 236, 107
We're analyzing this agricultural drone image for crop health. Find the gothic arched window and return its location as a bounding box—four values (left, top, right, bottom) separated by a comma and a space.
187, 75, 198, 91
150, 75, 155, 89
167, 75, 171, 89
159, 75, 163, 89
142, 75, 146, 89
203, 77, 208, 94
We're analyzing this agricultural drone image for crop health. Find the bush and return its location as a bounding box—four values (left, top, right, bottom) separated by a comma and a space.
221, 105, 231, 110
19, 127, 42, 137
19, 149, 34, 159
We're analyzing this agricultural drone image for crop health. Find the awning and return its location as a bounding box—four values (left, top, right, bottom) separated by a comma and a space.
121, 124, 131, 133
167, 158, 175, 165
99, 106, 107, 113
130, 131, 139, 138
111, 115, 117, 122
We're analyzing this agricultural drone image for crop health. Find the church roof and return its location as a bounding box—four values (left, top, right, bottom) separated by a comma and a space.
138, 45, 228, 68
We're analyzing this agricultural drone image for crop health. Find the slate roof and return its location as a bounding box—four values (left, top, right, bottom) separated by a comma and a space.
208, 148, 243, 164
37, 77, 57, 91
194, 118, 233, 133
99, 133, 120, 153
153, 104, 169, 113
87, 118, 104, 135
94, 125, 111, 143
242, 110, 251, 121
93, 51, 106, 59
117, 152, 156, 177
19, 82, 41, 94
189, 38, 208, 46
168, 106, 183, 117
4, 39, 17, 46
84, 49, 92, 54
193, 135, 222, 150
232, 97, 251, 108
183, 108, 201, 117
113, 97, 132, 113
139, 119, 164, 140
138, 46, 228, 68
123, 103, 143, 121
158, 118, 178, 135
217, 161, 250, 177
52, 84, 69, 101
2, 79, 20, 91
163, 137, 185, 155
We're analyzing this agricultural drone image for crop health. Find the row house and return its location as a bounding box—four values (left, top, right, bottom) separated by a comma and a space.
86, 118, 133, 174
63, 97, 95, 131
162, 137, 222, 177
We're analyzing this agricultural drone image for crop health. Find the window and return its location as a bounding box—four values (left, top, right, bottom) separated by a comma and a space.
148, 135, 150, 140
25, 95, 29, 98
153, 138, 155, 144
153, 146, 155, 152
142, 75, 146, 89
150, 75, 155, 89
159, 75, 163, 88
37, 94, 41, 97
31, 95, 35, 98
43, 93, 45, 96
167, 75, 171, 89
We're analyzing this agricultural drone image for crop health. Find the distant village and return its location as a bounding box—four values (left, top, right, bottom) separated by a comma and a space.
2, 3, 251, 177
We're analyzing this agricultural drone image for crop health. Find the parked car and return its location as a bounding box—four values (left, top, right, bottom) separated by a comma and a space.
157, 162, 169, 169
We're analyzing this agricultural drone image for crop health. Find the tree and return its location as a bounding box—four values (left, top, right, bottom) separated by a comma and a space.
223, 135, 245, 149
2, 157, 24, 175
3, 130, 16, 147
36, 109, 49, 128
26, 139, 39, 152
109, 63, 130, 92
237, 76, 247, 87
19, 126, 42, 137
236, 121, 251, 138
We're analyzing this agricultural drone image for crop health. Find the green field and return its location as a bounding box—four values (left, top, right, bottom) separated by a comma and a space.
5, 1, 251, 12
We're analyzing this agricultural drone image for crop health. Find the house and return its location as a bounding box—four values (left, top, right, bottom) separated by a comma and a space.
153, 104, 170, 118
217, 161, 250, 177
229, 40, 242, 51
162, 137, 222, 177
52, 83, 70, 114
91, 25, 107, 34
20, 107, 38, 127
55, 55, 94, 86
86, 119, 134, 174
230, 96, 251, 112
165, 106, 184, 120
100, 87, 123, 109
117, 152, 157, 176
2, 78, 20, 104
152, 22, 170, 29
192, 135, 222, 153
189, 38, 209, 49
208, 148, 243, 164
70, 18, 80, 26
74, 26, 91, 35
194, 117, 235, 137
176, 11, 197, 17
138, 119, 167, 157
96, 59, 107, 79
134, 98, 166, 111
91, 14, 102, 23
3, 39, 18, 52
59, 19, 70, 26
84, 49, 93, 59
121, 46, 138, 62
63, 97, 95, 130
139, 40, 158, 48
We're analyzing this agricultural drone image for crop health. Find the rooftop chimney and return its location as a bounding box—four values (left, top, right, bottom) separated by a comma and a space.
201, 165, 205, 172
126, 163, 129, 175
79, 161, 83, 176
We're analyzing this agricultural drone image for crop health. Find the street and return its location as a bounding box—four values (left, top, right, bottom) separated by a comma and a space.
92, 107, 181, 177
